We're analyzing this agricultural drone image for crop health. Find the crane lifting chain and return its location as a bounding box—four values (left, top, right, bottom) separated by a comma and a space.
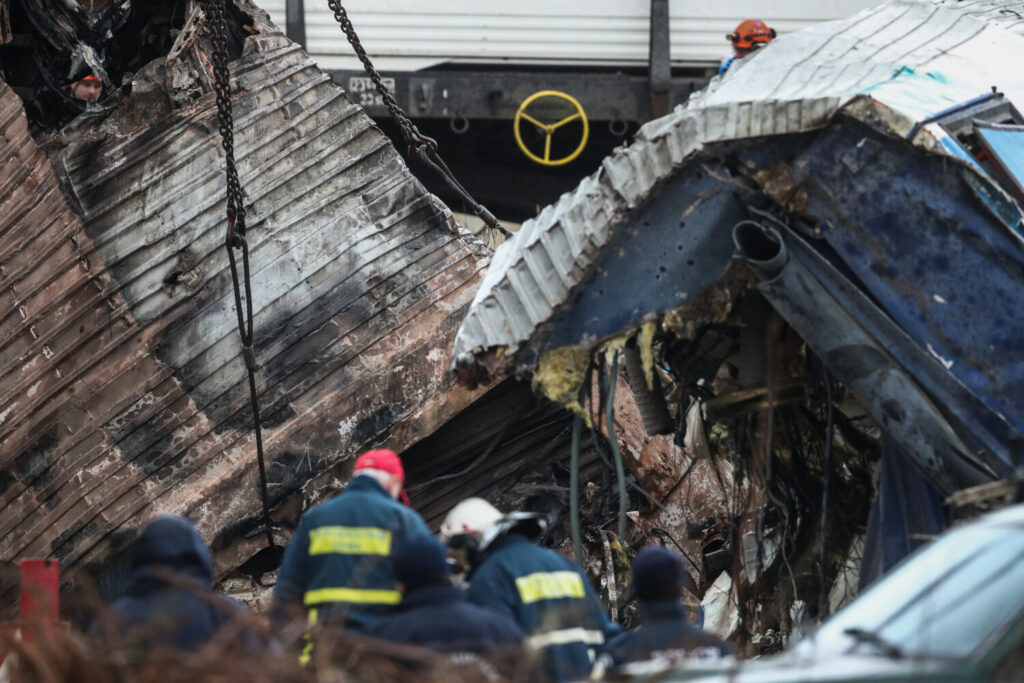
324, 0, 510, 237
201, 0, 277, 553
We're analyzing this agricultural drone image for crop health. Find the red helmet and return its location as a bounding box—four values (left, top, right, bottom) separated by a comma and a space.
727, 19, 776, 49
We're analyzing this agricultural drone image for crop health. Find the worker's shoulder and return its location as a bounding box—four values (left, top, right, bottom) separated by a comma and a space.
481, 538, 574, 576
512, 540, 577, 570
304, 488, 399, 522
458, 599, 524, 633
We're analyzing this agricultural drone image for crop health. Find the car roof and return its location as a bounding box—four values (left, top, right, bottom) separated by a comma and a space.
976, 502, 1024, 527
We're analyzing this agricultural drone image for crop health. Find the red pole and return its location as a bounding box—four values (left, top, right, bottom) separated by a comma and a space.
18, 559, 60, 624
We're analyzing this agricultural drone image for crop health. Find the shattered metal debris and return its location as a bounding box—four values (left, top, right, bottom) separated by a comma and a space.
450, 0, 1024, 655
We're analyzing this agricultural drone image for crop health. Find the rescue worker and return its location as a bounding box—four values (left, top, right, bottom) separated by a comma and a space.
69, 74, 103, 102
96, 515, 266, 652
719, 19, 776, 75
601, 546, 732, 666
441, 498, 619, 681
271, 449, 429, 639
366, 534, 524, 652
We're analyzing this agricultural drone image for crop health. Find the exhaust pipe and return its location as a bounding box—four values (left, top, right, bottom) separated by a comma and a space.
732, 220, 788, 280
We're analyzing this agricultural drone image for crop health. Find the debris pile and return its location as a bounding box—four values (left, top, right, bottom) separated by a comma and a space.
452, 0, 1024, 654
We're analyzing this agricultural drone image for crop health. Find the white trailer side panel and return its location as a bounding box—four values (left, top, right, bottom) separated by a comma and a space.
258, 1, 881, 71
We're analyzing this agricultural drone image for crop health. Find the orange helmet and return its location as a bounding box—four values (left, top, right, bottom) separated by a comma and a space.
727, 19, 776, 49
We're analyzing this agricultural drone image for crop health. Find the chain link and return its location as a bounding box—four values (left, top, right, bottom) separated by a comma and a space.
201, 0, 276, 553
324, 0, 509, 237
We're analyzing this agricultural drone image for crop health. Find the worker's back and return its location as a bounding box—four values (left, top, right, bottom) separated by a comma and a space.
467, 532, 616, 681
274, 473, 430, 632
603, 599, 731, 665
97, 516, 264, 653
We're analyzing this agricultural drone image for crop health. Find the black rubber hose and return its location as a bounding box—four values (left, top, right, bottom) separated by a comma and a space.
570, 414, 584, 567
818, 360, 835, 620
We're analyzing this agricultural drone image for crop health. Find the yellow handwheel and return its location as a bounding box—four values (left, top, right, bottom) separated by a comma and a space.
514, 90, 589, 167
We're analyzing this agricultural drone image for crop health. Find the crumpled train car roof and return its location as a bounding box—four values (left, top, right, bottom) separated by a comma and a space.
452, 0, 1024, 494
0, 3, 491, 604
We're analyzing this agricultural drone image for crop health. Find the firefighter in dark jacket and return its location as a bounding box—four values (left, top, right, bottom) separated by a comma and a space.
366, 534, 524, 652
602, 546, 732, 667
97, 515, 265, 652
441, 498, 619, 681
272, 449, 429, 649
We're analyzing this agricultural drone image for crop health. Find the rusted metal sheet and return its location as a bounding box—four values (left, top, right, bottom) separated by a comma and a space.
0, 9, 492, 607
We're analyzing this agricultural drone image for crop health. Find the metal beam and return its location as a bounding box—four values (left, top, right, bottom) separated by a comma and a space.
285, 0, 306, 48
329, 68, 705, 123
648, 0, 671, 119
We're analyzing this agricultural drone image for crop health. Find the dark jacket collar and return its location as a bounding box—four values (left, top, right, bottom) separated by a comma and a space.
468, 532, 532, 580
346, 474, 393, 498
639, 599, 688, 622
484, 531, 531, 554
399, 583, 464, 610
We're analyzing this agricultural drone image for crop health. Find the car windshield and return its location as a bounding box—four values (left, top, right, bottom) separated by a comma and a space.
806, 522, 1024, 660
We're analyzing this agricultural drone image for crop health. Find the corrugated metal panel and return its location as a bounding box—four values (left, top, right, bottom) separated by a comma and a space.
935, 0, 1024, 33
257, 0, 879, 71
0, 16, 491, 602
452, 0, 1024, 371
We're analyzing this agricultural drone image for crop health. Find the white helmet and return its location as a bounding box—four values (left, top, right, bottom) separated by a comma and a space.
441, 497, 503, 542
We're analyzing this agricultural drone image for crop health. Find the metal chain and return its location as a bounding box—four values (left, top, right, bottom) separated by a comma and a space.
202, 0, 276, 552
323, 0, 510, 237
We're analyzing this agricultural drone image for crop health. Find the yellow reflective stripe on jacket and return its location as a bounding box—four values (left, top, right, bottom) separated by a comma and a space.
303, 587, 402, 606
526, 627, 605, 650
298, 608, 318, 667
515, 571, 586, 604
308, 526, 392, 556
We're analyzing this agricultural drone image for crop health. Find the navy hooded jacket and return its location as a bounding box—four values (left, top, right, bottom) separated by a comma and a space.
102, 515, 261, 652
366, 582, 524, 652
603, 600, 732, 666
273, 474, 430, 632
466, 533, 619, 681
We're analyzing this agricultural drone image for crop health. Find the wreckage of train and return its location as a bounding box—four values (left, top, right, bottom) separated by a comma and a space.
1, 0, 1023, 657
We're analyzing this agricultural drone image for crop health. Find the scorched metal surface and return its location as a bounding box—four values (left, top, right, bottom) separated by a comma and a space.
0, 12, 491, 605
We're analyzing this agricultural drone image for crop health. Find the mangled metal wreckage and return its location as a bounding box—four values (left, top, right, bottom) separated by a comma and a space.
453, 0, 1024, 653
0, 0, 513, 611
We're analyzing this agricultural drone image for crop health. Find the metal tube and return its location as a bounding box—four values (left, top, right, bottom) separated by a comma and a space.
622, 345, 673, 435
605, 353, 628, 540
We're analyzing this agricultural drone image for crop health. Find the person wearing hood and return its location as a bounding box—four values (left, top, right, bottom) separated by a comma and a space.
601, 546, 732, 668
441, 498, 619, 681
272, 449, 429, 644
96, 515, 264, 652
366, 534, 524, 652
